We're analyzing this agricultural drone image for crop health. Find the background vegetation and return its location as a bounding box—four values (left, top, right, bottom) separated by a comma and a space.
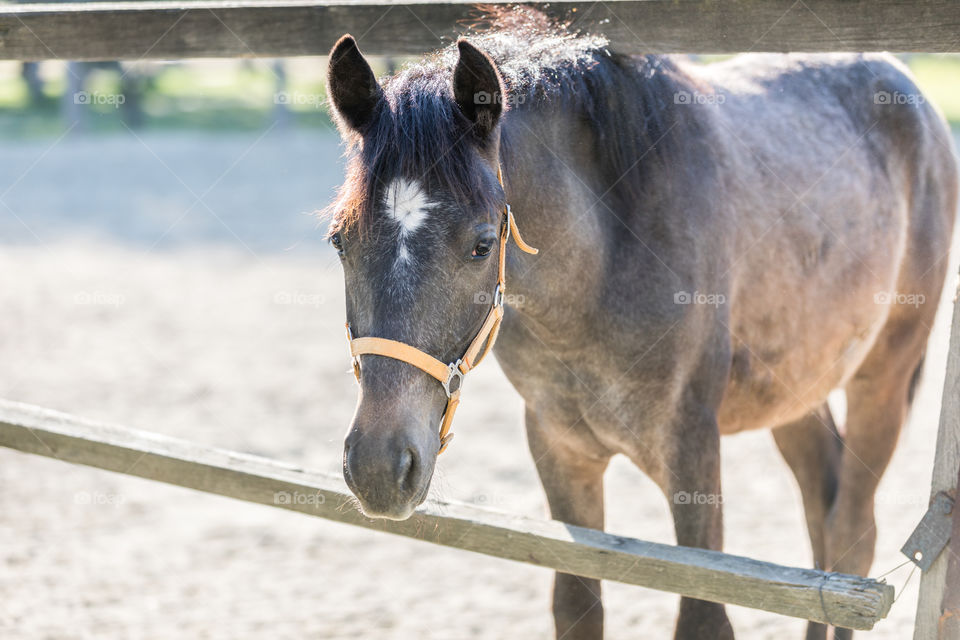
0, 54, 955, 138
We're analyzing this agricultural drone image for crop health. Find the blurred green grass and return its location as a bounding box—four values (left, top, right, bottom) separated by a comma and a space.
0, 54, 954, 138
0, 59, 338, 136
908, 55, 960, 125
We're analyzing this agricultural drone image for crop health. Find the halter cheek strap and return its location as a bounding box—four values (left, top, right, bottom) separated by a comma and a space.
345, 166, 538, 453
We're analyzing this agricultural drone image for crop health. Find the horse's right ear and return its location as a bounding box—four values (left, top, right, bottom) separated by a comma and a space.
327, 35, 382, 133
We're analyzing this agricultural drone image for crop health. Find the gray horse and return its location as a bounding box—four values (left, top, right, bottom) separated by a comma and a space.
325, 11, 957, 640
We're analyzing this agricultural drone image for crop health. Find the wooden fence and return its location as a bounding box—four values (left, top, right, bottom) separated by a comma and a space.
0, 1, 958, 637
0, 398, 894, 630
0, 0, 959, 60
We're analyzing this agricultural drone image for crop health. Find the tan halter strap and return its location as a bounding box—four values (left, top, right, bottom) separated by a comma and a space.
345, 165, 537, 453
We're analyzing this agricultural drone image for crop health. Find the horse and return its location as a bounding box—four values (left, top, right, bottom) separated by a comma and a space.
324, 11, 957, 640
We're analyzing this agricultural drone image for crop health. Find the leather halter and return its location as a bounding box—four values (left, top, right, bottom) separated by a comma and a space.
345, 167, 538, 454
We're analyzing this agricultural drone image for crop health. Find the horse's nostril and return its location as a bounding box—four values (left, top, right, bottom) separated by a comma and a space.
397, 447, 418, 491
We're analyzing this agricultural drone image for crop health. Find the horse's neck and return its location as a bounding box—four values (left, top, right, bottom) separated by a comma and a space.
498, 111, 611, 335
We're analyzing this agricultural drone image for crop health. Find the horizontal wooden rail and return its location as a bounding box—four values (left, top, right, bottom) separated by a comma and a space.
0, 399, 894, 629
0, 0, 958, 61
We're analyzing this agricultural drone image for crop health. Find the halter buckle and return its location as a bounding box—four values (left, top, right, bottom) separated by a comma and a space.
345, 323, 361, 381
443, 360, 465, 397
493, 283, 504, 308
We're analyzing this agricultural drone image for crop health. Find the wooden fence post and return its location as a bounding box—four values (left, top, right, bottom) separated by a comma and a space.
915, 275, 960, 639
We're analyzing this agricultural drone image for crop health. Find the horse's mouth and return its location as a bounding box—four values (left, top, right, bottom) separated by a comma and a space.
355, 495, 421, 521
410, 479, 431, 509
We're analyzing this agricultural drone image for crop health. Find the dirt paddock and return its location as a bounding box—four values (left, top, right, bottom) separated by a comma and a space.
1, 129, 958, 639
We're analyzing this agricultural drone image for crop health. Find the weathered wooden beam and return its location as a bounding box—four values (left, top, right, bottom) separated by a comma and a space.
0, 0, 958, 62
914, 280, 960, 640
0, 398, 893, 630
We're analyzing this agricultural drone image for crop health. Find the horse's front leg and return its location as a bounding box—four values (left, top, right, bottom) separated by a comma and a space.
526, 405, 611, 640
664, 406, 735, 640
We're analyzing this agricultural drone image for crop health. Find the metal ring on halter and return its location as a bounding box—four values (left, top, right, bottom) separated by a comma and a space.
443, 360, 465, 397
493, 283, 504, 308
345, 324, 362, 380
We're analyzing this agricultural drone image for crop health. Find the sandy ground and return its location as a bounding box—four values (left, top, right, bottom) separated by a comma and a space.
0, 128, 958, 640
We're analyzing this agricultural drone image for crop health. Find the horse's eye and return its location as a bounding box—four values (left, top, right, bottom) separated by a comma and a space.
330, 232, 344, 255
472, 239, 494, 259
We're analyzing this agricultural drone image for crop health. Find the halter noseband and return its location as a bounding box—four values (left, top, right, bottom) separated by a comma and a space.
344, 167, 538, 454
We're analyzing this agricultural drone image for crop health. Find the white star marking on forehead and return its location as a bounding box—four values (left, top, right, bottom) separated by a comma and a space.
387, 178, 434, 238
385, 179, 436, 270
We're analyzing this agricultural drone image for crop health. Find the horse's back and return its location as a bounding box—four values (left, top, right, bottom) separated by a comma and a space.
690, 53, 957, 432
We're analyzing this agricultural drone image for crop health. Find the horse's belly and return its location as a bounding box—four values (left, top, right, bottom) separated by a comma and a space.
716, 303, 888, 433
715, 228, 902, 434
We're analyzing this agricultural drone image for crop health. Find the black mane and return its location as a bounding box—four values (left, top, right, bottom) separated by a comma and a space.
329, 8, 692, 232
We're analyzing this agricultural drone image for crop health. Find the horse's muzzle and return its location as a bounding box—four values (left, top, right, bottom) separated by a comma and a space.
343, 424, 434, 520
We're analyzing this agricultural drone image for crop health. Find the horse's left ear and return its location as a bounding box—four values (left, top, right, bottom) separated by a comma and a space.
452, 39, 505, 141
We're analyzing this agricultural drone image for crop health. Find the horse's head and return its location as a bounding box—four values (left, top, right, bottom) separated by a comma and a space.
326, 35, 521, 520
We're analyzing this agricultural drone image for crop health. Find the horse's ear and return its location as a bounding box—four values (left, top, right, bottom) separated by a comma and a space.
327, 35, 382, 133
452, 39, 505, 141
